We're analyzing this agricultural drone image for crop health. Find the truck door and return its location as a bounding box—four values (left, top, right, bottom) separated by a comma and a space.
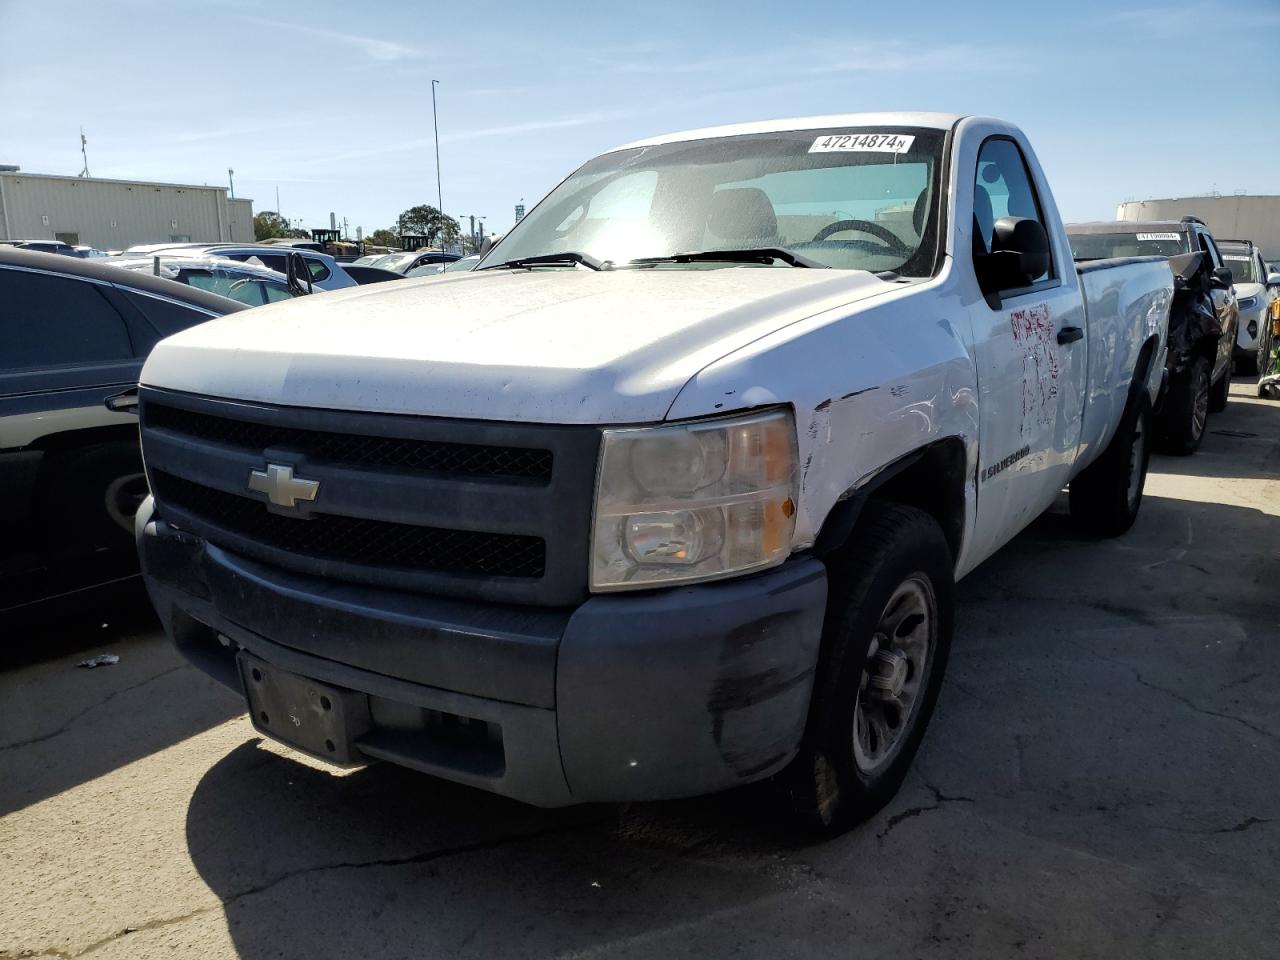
1194, 229, 1237, 381
965, 136, 1088, 556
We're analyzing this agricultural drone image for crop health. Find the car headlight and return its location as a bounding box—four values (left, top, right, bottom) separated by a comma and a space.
1238, 296, 1258, 311
591, 408, 798, 591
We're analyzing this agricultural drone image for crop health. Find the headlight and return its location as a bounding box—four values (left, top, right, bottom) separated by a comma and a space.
591, 408, 798, 591
1238, 296, 1258, 311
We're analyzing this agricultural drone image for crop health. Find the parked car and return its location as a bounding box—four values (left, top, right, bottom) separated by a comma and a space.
1218, 240, 1280, 374
1067, 219, 1239, 453
0, 247, 245, 610
370, 249, 461, 275
0, 239, 81, 256
340, 264, 405, 285
120, 242, 358, 291
135, 112, 1173, 834
106, 255, 304, 306
406, 254, 481, 278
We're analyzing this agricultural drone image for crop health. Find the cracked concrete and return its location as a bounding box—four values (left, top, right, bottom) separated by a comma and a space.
1, 381, 1277, 960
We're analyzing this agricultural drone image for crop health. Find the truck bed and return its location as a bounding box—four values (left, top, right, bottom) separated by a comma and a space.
1075, 256, 1173, 466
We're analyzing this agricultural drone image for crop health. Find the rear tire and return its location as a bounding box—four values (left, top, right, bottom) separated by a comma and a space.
37, 442, 147, 555
1208, 355, 1232, 413
1158, 355, 1209, 455
775, 503, 953, 837
1070, 395, 1151, 538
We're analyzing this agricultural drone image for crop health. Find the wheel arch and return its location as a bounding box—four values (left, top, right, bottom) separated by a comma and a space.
812, 437, 967, 566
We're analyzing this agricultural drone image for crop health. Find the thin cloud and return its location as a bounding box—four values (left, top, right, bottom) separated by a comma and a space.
590, 38, 1023, 78
238, 15, 423, 61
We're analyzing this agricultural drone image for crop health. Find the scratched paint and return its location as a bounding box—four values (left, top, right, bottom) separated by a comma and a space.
1008, 302, 1059, 434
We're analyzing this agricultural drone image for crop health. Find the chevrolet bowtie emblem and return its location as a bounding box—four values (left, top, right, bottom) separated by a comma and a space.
247, 463, 320, 509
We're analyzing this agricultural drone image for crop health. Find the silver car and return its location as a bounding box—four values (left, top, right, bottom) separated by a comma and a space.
121, 242, 358, 291
105, 255, 303, 306
1219, 239, 1280, 374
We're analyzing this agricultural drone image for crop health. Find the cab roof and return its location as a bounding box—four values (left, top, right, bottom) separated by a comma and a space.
609, 112, 964, 152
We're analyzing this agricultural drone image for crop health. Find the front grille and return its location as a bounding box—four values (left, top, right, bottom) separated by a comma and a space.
144, 403, 553, 481
152, 471, 546, 578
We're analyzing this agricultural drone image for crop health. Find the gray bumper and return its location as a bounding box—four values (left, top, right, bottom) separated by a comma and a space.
137, 497, 827, 807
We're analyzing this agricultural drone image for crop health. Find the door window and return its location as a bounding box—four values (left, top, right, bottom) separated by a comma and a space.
0, 269, 133, 370
972, 138, 1053, 283
120, 290, 214, 340
1197, 231, 1223, 269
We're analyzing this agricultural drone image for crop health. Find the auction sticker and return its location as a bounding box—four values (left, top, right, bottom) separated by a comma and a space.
809, 133, 915, 154
1135, 233, 1181, 241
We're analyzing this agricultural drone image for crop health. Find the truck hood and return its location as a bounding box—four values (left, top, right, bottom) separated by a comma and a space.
141, 267, 895, 423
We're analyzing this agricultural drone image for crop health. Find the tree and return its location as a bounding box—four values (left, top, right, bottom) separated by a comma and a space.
253, 211, 309, 241
366, 228, 400, 248
396, 205, 460, 248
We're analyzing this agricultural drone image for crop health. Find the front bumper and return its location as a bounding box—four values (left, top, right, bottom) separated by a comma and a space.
137, 497, 827, 807
1236, 307, 1264, 352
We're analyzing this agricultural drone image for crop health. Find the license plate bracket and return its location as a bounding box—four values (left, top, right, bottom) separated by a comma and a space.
239, 653, 371, 767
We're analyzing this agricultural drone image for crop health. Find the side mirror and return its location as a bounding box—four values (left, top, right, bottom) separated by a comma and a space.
1267, 272, 1280, 289
1211, 266, 1233, 289
978, 216, 1050, 293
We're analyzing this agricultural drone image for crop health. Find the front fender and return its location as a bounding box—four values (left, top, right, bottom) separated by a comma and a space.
665, 282, 979, 555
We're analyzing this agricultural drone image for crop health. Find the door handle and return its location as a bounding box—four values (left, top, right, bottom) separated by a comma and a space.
105, 388, 139, 414
1057, 326, 1084, 344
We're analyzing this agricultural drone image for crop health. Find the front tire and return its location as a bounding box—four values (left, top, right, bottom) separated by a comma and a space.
1069, 395, 1151, 538
776, 503, 953, 836
1159, 355, 1209, 455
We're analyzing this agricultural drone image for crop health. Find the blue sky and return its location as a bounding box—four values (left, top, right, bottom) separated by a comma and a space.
2, 0, 1277, 236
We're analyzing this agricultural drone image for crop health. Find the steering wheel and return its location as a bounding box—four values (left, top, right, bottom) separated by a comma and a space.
811, 219, 911, 254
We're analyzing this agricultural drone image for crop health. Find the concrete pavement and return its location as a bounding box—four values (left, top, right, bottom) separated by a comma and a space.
2, 380, 1277, 960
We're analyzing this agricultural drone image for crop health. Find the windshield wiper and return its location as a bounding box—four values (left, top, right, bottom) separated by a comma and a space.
479, 251, 606, 272
621, 248, 827, 269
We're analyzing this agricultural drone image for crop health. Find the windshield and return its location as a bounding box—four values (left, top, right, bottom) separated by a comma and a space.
372, 252, 418, 271
481, 127, 945, 275
1067, 230, 1190, 260
1222, 254, 1258, 283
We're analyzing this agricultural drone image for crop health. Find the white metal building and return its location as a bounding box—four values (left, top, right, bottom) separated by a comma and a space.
1116, 196, 1280, 258
0, 169, 254, 250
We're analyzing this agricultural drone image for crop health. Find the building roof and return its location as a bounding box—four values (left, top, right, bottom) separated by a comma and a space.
0, 169, 251, 199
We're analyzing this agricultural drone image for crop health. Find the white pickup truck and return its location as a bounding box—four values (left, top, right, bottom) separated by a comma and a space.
135, 113, 1171, 833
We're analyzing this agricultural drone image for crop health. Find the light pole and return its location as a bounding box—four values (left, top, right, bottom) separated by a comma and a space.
228, 168, 235, 198
431, 79, 444, 255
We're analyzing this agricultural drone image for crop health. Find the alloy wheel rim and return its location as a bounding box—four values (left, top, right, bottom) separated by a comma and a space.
1127, 416, 1146, 509
1192, 373, 1209, 440
852, 576, 937, 776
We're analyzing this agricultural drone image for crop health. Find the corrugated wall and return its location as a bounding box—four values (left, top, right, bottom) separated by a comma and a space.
1116, 196, 1280, 259
0, 173, 254, 250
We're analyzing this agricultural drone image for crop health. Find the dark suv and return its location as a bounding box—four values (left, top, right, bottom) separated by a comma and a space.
0, 248, 246, 609
1067, 217, 1239, 454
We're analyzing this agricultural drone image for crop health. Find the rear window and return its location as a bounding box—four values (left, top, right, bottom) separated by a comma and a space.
1222, 254, 1258, 283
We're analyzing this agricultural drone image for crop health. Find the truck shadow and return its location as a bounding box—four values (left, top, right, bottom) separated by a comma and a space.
185, 741, 802, 959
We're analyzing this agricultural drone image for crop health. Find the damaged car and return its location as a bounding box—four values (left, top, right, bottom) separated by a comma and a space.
1068, 218, 1238, 454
